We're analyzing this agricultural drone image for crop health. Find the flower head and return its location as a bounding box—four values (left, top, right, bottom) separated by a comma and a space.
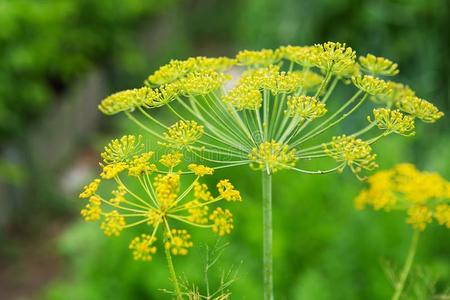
236, 49, 281, 66
162, 120, 204, 149
285, 95, 327, 121
99, 87, 153, 115
369, 108, 415, 136
129, 234, 157, 261
79, 139, 243, 261
96, 42, 440, 190
359, 54, 399, 76
209, 207, 234, 236
396, 96, 444, 123
249, 141, 297, 173
323, 135, 377, 178
352, 75, 391, 95
356, 163, 450, 231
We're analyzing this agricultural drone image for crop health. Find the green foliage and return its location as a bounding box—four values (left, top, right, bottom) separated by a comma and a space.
0, 0, 175, 140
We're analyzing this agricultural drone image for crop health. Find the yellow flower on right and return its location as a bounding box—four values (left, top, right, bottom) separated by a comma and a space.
355, 163, 450, 231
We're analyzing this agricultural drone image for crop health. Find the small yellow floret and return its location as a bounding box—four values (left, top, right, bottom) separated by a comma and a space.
80, 196, 102, 222
100, 162, 128, 179
179, 70, 230, 96
217, 179, 241, 201
159, 152, 183, 168
188, 164, 214, 176
313, 42, 357, 77
352, 75, 391, 95
285, 95, 327, 121
165, 229, 193, 255
406, 205, 432, 231
209, 207, 234, 236
162, 120, 204, 149
101, 135, 144, 165
359, 54, 399, 76
99, 87, 152, 115
129, 234, 157, 261
79, 179, 101, 198
249, 141, 297, 173
194, 181, 213, 201
185, 200, 209, 224
396, 96, 444, 123
369, 108, 415, 136
323, 135, 378, 177
128, 152, 157, 177
236, 49, 281, 66
434, 204, 450, 228
100, 210, 126, 236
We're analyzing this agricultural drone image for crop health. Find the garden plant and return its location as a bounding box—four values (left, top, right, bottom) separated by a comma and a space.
356, 163, 450, 299
79, 42, 444, 299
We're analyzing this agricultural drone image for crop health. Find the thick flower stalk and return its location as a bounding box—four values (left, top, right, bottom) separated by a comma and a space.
79, 135, 242, 299
96, 42, 443, 299
355, 163, 450, 300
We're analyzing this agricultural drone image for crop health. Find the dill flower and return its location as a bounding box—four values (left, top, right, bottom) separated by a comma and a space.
236, 49, 281, 67
285, 95, 327, 121
162, 120, 204, 149
352, 75, 390, 95
99, 87, 153, 115
249, 141, 297, 173
369, 108, 415, 136
93, 42, 443, 300
78, 137, 243, 262
356, 163, 450, 231
99, 42, 441, 181
396, 96, 444, 123
359, 54, 399, 76
323, 135, 377, 178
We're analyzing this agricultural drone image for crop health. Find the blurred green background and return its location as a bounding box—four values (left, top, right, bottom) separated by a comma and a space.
0, 0, 449, 299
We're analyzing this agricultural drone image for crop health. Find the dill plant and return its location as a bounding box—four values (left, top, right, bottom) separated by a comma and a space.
79, 136, 242, 299
89, 42, 443, 299
356, 163, 450, 300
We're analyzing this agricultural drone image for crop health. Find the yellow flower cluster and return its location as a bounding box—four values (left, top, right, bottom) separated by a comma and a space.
179, 70, 231, 96
98, 87, 152, 115
249, 141, 298, 173
352, 75, 391, 95
312, 42, 357, 77
209, 207, 234, 236
217, 179, 242, 201
222, 83, 262, 110
236, 49, 281, 66
188, 163, 214, 176
101, 135, 145, 164
396, 96, 444, 123
147, 56, 235, 85
372, 81, 415, 106
356, 163, 450, 231
369, 108, 415, 136
359, 54, 399, 76
162, 120, 204, 149
164, 229, 193, 255
278, 45, 318, 68
285, 95, 327, 121
323, 135, 377, 178
79, 137, 243, 262
129, 234, 157, 261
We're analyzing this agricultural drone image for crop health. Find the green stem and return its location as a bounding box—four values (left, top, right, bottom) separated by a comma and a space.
165, 243, 183, 300
391, 230, 420, 300
262, 171, 273, 300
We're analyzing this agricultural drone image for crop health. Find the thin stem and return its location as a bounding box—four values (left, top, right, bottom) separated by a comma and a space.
164, 239, 183, 300
391, 230, 420, 300
262, 171, 273, 300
